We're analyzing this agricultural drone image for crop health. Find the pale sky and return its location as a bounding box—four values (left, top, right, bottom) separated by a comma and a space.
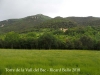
0, 0, 100, 21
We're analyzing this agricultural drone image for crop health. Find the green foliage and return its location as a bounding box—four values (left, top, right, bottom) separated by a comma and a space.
25, 32, 36, 37
4, 31, 20, 49
79, 35, 95, 49
0, 26, 99, 50
74, 40, 82, 49
5, 31, 19, 42
66, 40, 74, 49
38, 33, 59, 49
95, 40, 100, 50
0, 39, 4, 48
0, 14, 51, 33
53, 30, 64, 35
0, 17, 100, 50
66, 16, 100, 26
0, 14, 100, 34
36, 17, 77, 29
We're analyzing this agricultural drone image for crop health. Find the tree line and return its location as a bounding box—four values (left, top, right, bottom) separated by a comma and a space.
0, 31, 100, 50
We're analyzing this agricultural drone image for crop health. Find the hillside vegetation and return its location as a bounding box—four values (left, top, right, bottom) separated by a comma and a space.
0, 14, 51, 33
0, 14, 100, 50
66, 16, 100, 26
0, 14, 100, 33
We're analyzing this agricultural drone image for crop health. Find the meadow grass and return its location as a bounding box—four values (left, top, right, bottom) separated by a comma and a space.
0, 49, 100, 75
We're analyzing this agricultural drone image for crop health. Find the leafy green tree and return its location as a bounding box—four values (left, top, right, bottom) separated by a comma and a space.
79, 35, 94, 49
26, 32, 36, 37
65, 29, 76, 36
24, 37, 38, 49
53, 30, 64, 35
0, 39, 4, 48
75, 27, 85, 34
4, 31, 20, 49
95, 41, 100, 50
74, 40, 82, 49
66, 40, 74, 49
38, 33, 58, 49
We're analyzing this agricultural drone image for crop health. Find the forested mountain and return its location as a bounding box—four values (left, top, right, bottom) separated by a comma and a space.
66, 16, 100, 26
0, 14, 51, 33
34, 16, 77, 29
0, 14, 100, 50
0, 14, 100, 33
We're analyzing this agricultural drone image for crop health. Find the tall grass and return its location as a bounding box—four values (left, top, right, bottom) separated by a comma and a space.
0, 49, 100, 75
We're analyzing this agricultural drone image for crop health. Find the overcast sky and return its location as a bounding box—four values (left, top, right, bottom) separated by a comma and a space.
0, 0, 100, 21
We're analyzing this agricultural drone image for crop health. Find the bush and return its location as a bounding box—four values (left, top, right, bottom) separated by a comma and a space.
38, 33, 62, 49
79, 35, 94, 50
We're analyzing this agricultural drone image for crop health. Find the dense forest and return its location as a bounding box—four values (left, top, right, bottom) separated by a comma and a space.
0, 14, 100, 50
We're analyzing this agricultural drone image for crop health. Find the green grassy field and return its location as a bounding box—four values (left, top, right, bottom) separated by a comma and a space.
0, 49, 100, 75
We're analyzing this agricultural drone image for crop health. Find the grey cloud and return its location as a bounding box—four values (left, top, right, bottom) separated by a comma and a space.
0, 0, 64, 21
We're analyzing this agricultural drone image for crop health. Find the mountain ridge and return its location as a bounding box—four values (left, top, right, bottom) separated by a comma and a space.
0, 14, 51, 33
0, 14, 100, 33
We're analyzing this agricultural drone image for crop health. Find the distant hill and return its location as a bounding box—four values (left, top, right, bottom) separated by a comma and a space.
0, 14, 51, 33
0, 14, 100, 34
34, 16, 77, 29
66, 16, 100, 26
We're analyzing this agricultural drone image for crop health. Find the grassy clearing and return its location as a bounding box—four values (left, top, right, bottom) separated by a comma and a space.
0, 49, 100, 75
